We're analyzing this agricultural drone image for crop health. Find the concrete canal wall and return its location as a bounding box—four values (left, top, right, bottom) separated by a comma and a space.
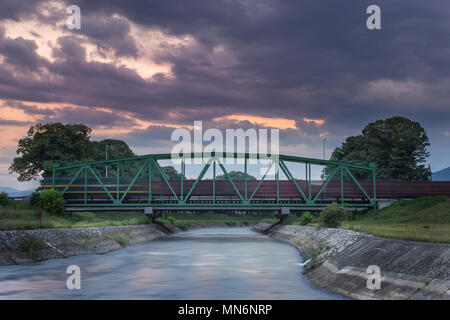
253, 223, 450, 300
0, 222, 254, 266
0, 223, 177, 265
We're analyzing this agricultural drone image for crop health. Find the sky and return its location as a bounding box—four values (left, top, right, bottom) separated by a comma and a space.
0, 0, 449, 190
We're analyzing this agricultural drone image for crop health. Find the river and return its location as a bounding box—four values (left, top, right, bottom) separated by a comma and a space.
0, 227, 339, 299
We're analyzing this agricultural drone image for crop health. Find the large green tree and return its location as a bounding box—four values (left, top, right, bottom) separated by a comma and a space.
10, 123, 184, 181
89, 139, 137, 177
216, 170, 257, 180
154, 165, 186, 180
10, 123, 93, 181
329, 116, 431, 180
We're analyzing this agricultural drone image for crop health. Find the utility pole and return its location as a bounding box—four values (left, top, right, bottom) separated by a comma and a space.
105, 144, 108, 178
322, 138, 327, 182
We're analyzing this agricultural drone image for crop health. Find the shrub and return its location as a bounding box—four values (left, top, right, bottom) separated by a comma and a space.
343, 210, 357, 221
113, 235, 129, 247
18, 235, 47, 257
167, 216, 176, 224
319, 203, 347, 228
40, 189, 66, 215
29, 192, 41, 208
0, 192, 12, 207
298, 212, 313, 226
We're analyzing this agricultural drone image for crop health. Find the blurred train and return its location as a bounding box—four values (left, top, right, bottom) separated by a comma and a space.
41, 177, 450, 207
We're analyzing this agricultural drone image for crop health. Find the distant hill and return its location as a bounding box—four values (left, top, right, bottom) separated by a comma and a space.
0, 187, 35, 197
432, 167, 450, 181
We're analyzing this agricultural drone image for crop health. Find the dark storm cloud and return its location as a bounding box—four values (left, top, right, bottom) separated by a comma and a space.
2, 100, 55, 116
61, 0, 450, 128
0, 27, 45, 72
0, 0, 449, 167
125, 125, 179, 145
0, 119, 31, 126
0, 0, 43, 21
82, 15, 138, 57
45, 106, 138, 128
2, 100, 138, 129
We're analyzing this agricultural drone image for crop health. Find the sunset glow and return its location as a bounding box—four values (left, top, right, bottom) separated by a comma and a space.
213, 114, 298, 130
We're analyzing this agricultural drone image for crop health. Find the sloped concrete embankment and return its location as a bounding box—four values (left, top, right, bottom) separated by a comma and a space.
0, 223, 178, 266
253, 223, 450, 300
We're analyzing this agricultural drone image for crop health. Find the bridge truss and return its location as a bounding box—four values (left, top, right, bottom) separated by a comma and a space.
45, 153, 377, 210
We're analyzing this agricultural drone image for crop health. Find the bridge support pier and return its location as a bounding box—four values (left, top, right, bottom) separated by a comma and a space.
144, 207, 160, 223
276, 207, 290, 224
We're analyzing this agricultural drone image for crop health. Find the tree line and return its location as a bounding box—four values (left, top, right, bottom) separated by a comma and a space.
9, 116, 432, 182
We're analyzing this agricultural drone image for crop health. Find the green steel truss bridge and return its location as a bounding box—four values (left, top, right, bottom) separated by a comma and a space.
44, 153, 377, 212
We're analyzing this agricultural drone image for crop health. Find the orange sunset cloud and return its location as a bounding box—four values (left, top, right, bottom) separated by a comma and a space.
213, 114, 298, 130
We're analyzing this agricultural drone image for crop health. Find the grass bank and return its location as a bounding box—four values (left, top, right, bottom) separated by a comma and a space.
0, 203, 279, 231
340, 196, 450, 243
4, 196, 449, 243
0, 202, 149, 230
157, 212, 280, 230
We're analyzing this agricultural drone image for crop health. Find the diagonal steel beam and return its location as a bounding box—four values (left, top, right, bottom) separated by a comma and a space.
87, 166, 116, 203
61, 166, 84, 195
184, 157, 213, 203
217, 158, 244, 203
151, 159, 180, 202
312, 165, 340, 203
248, 161, 274, 202
119, 159, 149, 203
344, 166, 372, 202
279, 161, 308, 202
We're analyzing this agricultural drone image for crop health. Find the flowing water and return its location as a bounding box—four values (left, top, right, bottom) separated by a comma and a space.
0, 227, 339, 299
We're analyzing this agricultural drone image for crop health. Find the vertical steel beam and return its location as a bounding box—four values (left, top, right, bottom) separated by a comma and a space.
149, 160, 152, 204
84, 167, 87, 204
341, 166, 344, 205
52, 168, 56, 190
213, 159, 216, 203
308, 163, 311, 202
116, 162, 120, 202
276, 160, 279, 204
244, 156, 248, 202
181, 159, 185, 201
372, 164, 377, 208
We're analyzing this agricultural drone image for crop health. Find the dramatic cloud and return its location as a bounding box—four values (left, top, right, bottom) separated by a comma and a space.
0, 0, 449, 189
